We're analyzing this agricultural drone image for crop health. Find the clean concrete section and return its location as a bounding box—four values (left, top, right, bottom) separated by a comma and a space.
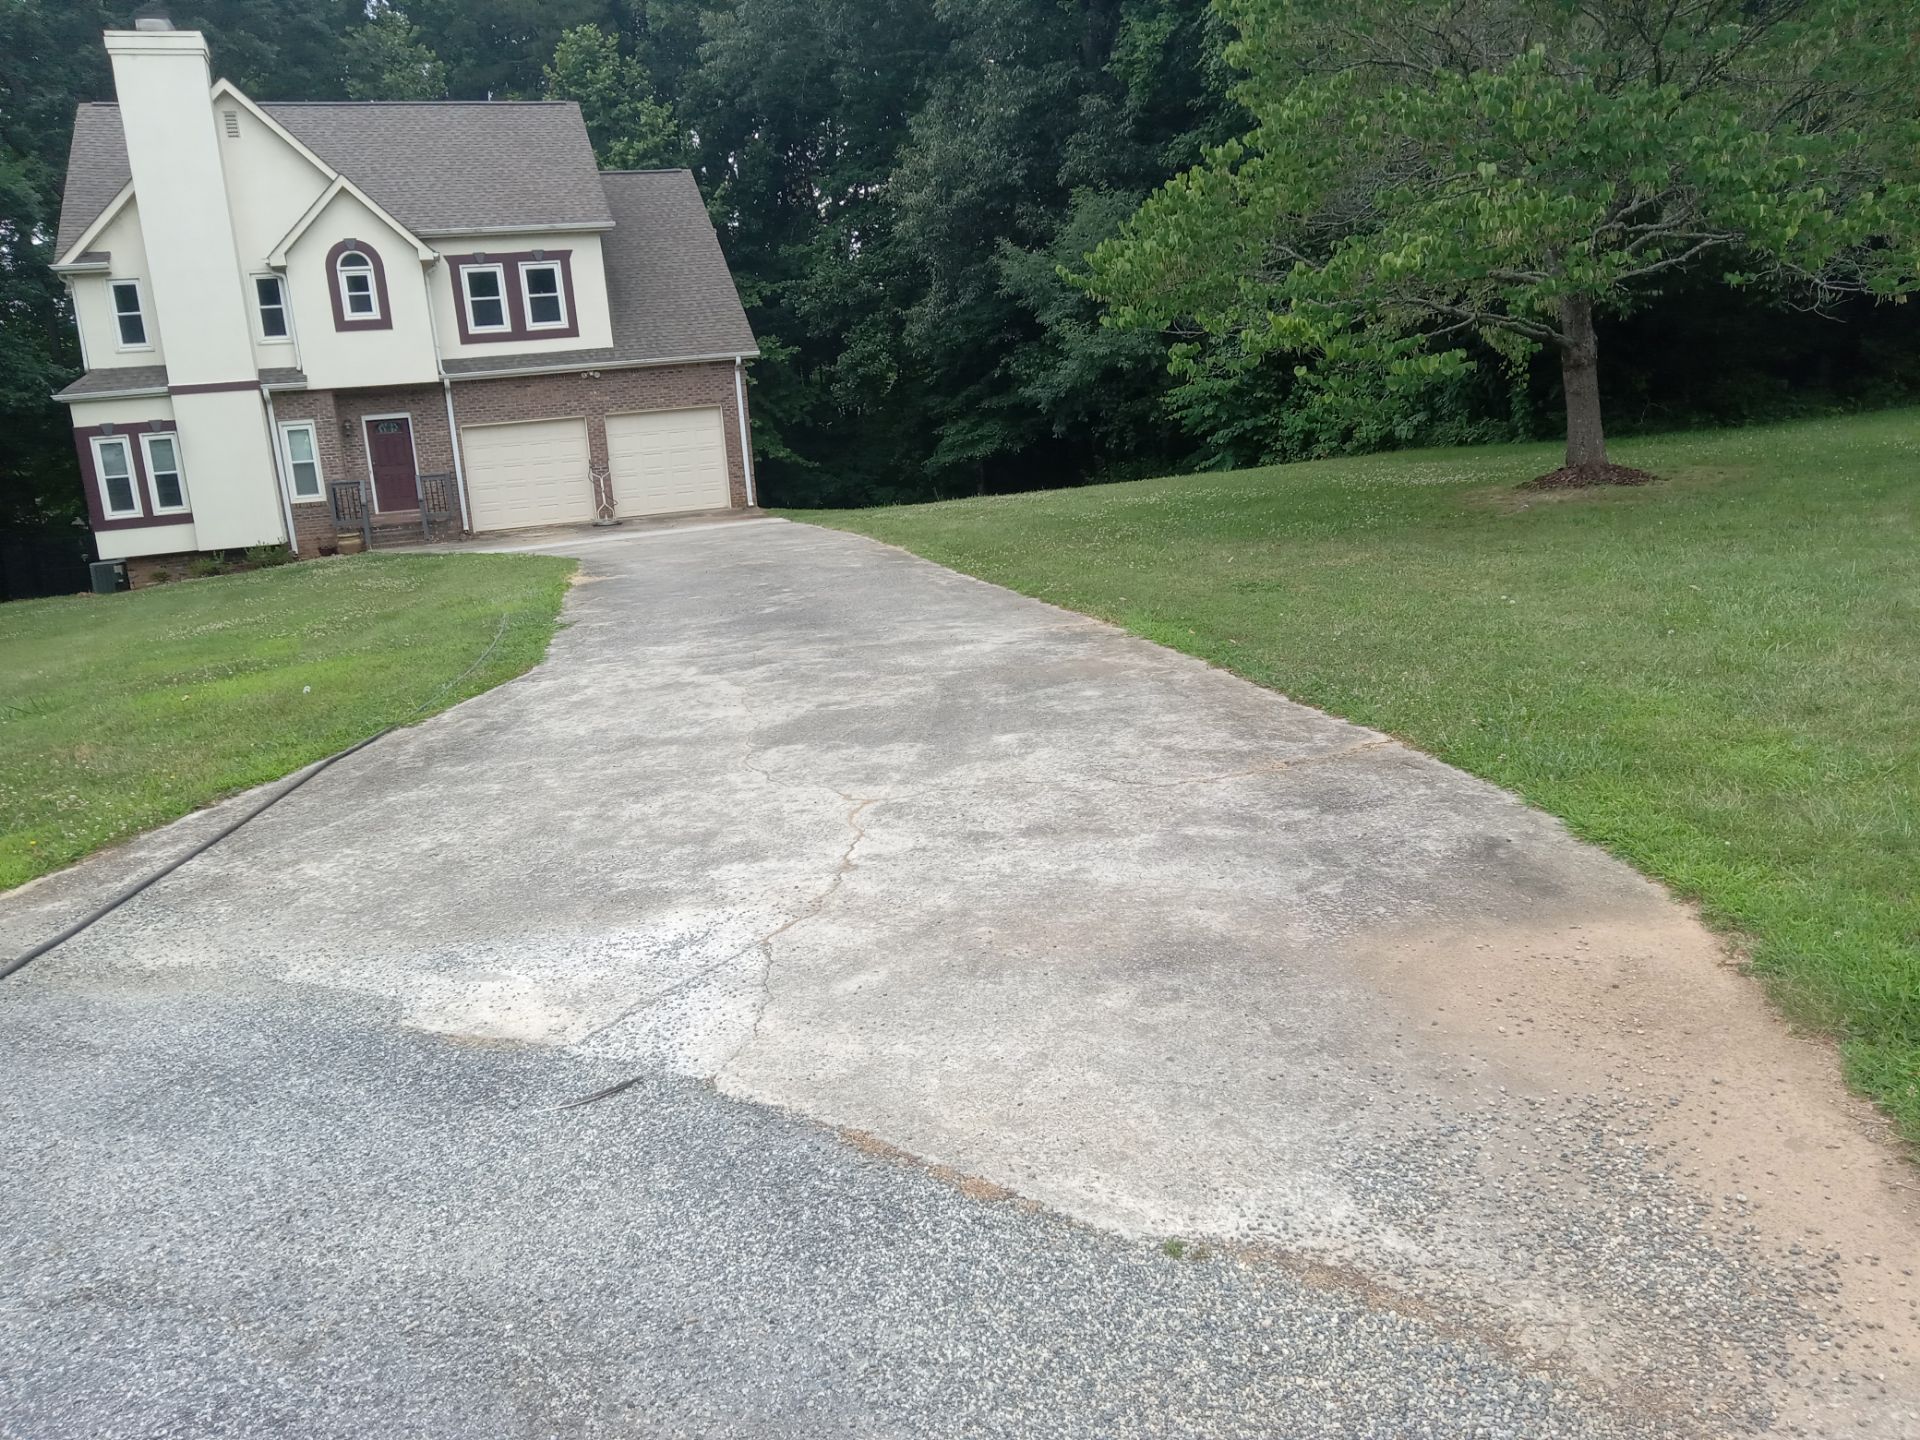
3, 519, 1916, 1437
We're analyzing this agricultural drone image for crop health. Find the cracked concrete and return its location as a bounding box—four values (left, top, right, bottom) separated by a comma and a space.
3, 517, 1917, 1437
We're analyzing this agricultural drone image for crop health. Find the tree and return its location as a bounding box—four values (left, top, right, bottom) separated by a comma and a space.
543, 25, 679, 168
1080, 0, 1920, 483
342, 4, 447, 102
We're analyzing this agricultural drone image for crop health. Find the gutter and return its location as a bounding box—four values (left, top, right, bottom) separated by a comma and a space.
422, 255, 474, 533
442, 349, 760, 383
51, 384, 168, 403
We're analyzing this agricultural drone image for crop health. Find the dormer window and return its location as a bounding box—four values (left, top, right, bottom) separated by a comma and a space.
520, 261, 567, 329
110, 280, 148, 349
449, 250, 578, 343
336, 250, 378, 319
325, 238, 390, 331
461, 265, 509, 333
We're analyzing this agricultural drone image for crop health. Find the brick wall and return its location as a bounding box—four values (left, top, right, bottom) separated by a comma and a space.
271, 389, 343, 554
264, 361, 753, 554
451, 360, 752, 514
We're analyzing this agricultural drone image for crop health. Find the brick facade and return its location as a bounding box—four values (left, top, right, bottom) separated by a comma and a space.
269, 360, 751, 553
449, 360, 752, 514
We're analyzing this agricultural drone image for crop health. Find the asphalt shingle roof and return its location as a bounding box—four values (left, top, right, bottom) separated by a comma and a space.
57, 99, 613, 255
53, 364, 168, 399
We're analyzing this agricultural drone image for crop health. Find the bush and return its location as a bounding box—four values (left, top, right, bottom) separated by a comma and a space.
244, 543, 293, 568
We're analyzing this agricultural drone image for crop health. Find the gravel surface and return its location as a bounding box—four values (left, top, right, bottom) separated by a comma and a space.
1, 978, 1664, 1440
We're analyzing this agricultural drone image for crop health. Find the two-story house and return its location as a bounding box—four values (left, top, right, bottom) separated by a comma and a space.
52, 15, 758, 579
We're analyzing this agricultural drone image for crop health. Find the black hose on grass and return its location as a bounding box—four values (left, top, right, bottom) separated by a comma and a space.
1, 609, 515, 983
0, 729, 394, 982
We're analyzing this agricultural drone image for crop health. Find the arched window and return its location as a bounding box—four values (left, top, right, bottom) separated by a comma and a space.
336, 250, 376, 318
326, 238, 391, 331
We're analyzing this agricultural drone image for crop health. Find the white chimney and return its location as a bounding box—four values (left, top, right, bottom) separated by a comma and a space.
104, 22, 287, 548
104, 23, 254, 387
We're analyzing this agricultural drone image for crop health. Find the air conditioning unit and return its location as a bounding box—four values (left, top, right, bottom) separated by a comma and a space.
89, 559, 129, 595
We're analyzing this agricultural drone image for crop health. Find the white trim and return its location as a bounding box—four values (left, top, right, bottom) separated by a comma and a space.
336, 248, 380, 320
56, 181, 134, 268
517, 260, 569, 331
414, 222, 614, 239
138, 430, 190, 515
734, 357, 757, 508
209, 80, 339, 186
460, 263, 511, 334
90, 434, 142, 518
266, 175, 435, 267
361, 412, 420, 514
57, 381, 169, 402
279, 420, 326, 503
110, 278, 152, 352
51, 257, 112, 276
252, 272, 294, 345
263, 387, 299, 554
443, 350, 761, 382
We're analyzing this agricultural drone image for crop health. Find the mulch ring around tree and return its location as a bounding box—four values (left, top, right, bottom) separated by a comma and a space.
1522, 462, 1660, 490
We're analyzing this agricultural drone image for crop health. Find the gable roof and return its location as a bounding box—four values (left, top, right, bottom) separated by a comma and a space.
56, 98, 614, 255
442, 170, 757, 376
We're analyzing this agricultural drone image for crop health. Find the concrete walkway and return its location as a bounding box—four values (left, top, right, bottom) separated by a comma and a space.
3, 519, 1915, 1437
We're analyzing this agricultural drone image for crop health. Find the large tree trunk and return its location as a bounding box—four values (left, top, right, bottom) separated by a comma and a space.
1558, 295, 1608, 469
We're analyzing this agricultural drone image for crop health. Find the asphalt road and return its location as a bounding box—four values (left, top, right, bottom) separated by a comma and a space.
3, 517, 1916, 1437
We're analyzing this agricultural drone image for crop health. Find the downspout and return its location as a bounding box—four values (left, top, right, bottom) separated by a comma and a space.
422, 255, 473, 533
262, 384, 299, 554
733, 356, 758, 508
442, 379, 471, 533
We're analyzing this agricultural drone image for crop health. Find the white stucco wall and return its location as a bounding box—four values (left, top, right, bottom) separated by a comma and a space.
104, 30, 257, 389
172, 388, 287, 549
68, 394, 175, 428
97, 522, 199, 561
429, 230, 614, 361
284, 188, 439, 391
69, 201, 165, 369
214, 98, 330, 372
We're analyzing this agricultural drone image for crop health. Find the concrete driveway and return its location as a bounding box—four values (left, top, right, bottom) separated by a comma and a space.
3, 518, 1915, 1438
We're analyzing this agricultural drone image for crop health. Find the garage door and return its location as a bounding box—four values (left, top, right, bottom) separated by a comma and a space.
606, 407, 730, 519
461, 417, 595, 532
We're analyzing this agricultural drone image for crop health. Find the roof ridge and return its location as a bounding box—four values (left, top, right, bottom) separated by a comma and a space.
262, 100, 579, 108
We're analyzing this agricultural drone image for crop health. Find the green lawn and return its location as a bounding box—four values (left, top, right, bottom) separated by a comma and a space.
0, 553, 574, 892
797, 409, 1920, 1142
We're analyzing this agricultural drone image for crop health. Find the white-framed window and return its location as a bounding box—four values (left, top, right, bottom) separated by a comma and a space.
336, 249, 378, 319
519, 261, 567, 329
254, 274, 290, 341
280, 421, 324, 502
461, 264, 509, 332
91, 435, 141, 517
110, 280, 148, 349
139, 432, 189, 514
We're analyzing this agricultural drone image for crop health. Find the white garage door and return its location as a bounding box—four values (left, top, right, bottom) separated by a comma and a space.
606, 407, 730, 519
461, 417, 595, 532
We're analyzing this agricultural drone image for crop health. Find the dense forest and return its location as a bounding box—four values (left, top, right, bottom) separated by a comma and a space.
3, 0, 1916, 523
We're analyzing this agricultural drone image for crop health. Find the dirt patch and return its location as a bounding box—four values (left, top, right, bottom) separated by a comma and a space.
1523, 462, 1659, 490
1347, 910, 1920, 1431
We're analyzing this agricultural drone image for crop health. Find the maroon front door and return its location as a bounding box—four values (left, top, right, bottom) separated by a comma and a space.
365, 416, 418, 512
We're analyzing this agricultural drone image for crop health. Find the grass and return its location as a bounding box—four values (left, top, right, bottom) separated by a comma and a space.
0, 553, 574, 892
795, 409, 1920, 1143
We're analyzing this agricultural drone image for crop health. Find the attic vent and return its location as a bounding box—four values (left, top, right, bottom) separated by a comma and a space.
222, 110, 240, 138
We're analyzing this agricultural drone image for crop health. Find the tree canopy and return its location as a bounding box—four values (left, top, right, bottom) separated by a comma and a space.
1081, 0, 1920, 482
1, 0, 1916, 524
